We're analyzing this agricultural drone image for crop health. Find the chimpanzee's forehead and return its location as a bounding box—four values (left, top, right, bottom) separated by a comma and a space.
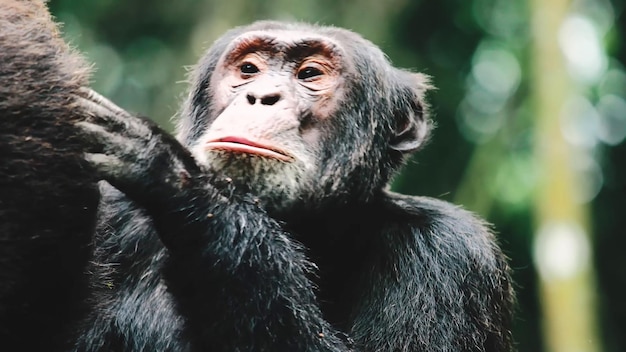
224, 29, 344, 61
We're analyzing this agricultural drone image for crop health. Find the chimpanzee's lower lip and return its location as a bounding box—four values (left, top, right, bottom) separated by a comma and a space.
204, 138, 294, 162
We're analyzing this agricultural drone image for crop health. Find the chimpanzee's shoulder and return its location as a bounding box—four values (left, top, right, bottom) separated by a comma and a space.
379, 190, 502, 262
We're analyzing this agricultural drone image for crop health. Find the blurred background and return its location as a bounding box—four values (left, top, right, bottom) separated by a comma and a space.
48, 0, 625, 351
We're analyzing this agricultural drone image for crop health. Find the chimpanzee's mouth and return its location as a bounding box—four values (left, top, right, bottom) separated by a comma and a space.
204, 137, 294, 162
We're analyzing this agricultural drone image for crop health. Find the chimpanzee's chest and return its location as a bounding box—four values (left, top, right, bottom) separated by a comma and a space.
294, 222, 376, 332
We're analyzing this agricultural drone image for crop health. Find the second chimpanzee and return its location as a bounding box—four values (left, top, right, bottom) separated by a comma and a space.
73, 21, 514, 352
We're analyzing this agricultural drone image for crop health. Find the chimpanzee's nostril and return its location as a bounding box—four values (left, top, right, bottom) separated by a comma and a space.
246, 94, 256, 105
261, 94, 280, 106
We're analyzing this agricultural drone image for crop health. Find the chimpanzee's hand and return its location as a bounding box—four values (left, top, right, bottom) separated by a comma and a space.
74, 88, 206, 209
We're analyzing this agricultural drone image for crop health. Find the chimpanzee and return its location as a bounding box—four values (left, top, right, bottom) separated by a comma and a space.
74, 21, 515, 352
0, 1, 99, 350
0, 1, 514, 351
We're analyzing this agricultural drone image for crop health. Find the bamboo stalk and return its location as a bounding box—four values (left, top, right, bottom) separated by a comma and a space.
529, 0, 602, 351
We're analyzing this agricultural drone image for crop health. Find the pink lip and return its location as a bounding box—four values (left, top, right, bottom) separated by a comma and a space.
204, 137, 294, 162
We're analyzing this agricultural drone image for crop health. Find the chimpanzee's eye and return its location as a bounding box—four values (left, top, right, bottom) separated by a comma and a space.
297, 66, 324, 80
240, 63, 259, 75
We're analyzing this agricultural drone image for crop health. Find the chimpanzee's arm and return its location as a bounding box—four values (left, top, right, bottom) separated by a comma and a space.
76, 89, 351, 352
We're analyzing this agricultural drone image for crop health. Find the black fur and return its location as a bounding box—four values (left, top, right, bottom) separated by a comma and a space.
0, 1, 98, 350
0, 3, 514, 352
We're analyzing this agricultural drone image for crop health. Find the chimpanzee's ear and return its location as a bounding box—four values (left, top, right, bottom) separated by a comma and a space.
390, 72, 433, 154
